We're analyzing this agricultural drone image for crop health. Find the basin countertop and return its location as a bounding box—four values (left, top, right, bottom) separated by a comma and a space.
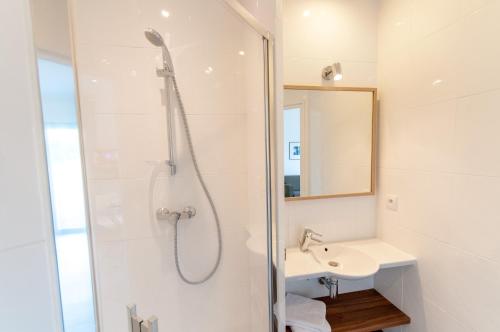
285, 238, 417, 281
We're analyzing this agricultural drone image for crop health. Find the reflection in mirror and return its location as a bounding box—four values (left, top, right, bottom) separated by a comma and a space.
31, 0, 97, 331
284, 86, 377, 200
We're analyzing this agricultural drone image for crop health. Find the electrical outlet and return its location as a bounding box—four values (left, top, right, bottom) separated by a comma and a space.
386, 195, 399, 211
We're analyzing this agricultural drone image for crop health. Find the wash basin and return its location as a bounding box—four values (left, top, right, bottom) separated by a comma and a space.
308, 244, 379, 279
285, 239, 416, 281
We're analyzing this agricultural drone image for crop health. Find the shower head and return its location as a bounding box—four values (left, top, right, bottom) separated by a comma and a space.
144, 28, 174, 74
144, 28, 165, 47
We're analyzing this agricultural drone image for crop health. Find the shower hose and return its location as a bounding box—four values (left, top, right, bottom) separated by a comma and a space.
169, 76, 222, 285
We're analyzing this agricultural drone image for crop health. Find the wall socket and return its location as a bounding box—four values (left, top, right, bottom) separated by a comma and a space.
386, 195, 399, 211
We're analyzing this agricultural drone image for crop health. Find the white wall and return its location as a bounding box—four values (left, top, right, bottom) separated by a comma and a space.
308, 91, 372, 195
282, 0, 378, 249
282, 0, 379, 297
31, 0, 71, 58
376, 0, 500, 331
236, 0, 276, 32
0, 0, 62, 331
283, 0, 379, 87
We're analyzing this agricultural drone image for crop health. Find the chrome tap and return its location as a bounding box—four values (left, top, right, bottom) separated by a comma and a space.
319, 277, 339, 299
156, 206, 197, 221
299, 228, 323, 251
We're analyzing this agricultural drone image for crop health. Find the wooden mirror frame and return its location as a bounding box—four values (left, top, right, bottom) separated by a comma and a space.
283, 85, 378, 201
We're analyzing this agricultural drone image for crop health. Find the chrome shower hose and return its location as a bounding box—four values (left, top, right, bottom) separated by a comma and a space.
171, 76, 222, 285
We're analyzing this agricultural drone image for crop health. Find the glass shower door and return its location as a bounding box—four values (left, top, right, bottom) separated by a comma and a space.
68, 0, 275, 331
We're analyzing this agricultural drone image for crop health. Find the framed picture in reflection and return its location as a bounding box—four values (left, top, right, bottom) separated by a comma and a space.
289, 142, 301, 160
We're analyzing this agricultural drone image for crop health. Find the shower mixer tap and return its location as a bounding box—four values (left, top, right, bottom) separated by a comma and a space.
156, 206, 197, 221
146, 27, 222, 284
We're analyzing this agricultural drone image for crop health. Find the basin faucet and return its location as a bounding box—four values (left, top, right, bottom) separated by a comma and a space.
299, 228, 323, 251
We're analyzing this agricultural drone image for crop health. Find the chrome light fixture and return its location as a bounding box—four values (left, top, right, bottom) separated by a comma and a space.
322, 62, 343, 81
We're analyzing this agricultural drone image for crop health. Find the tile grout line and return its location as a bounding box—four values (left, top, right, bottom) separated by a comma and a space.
0, 239, 46, 255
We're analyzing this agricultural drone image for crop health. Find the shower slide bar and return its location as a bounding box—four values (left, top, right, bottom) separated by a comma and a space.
127, 304, 158, 332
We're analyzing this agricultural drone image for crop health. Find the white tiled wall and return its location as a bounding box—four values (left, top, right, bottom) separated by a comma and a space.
71, 0, 270, 331
0, 0, 62, 331
283, 0, 379, 88
282, 0, 379, 297
236, 0, 276, 32
376, 0, 500, 330
282, 0, 378, 251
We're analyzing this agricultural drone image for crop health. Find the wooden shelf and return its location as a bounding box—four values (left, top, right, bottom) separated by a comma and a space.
286, 289, 410, 332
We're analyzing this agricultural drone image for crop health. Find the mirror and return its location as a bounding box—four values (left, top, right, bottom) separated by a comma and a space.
283, 85, 377, 200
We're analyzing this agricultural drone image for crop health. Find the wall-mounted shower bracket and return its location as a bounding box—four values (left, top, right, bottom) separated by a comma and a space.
127, 304, 158, 332
156, 206, 197, 221
156, 68, 174, 78
166, 159, 176, 175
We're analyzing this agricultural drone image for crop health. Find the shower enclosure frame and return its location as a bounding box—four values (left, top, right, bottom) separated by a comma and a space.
224, 2, 278, 330
52, 0, 278, 330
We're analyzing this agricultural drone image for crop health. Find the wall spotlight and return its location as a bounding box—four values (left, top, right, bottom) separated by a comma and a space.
322, 62, 343, 81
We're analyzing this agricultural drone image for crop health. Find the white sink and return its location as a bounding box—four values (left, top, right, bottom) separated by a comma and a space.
285, 239, 416, 281
308, 243, 380, 280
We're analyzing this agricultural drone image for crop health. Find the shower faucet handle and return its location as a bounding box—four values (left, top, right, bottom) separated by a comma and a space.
181, 206, 196, 219
156, 208, 171, 220
156, 206, 196, 221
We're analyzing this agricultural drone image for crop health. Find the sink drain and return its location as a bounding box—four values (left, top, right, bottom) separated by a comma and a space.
328, 261, 339, 267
